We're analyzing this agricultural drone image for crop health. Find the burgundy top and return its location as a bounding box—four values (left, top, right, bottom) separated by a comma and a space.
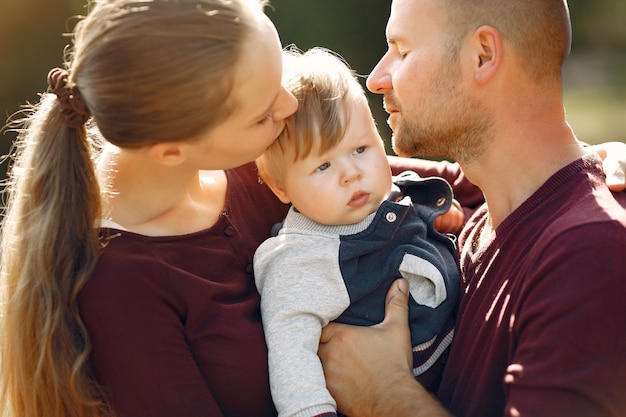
79, 160, 481, 417
79, 163, 289, 416
438, 155, 626, 417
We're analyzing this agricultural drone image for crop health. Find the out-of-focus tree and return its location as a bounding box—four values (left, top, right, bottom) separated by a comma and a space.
566, 1, 626, 144
570, 0, 626, 50
0, 0, 85, 179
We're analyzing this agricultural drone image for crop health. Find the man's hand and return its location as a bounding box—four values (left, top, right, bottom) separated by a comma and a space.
318, 279, 450, 417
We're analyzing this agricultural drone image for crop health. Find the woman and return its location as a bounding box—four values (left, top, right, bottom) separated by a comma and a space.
0, 0, 296, 416
0, 1, 481, 416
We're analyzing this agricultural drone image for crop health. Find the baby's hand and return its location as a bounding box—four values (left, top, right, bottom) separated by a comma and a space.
434, 199, 464, 234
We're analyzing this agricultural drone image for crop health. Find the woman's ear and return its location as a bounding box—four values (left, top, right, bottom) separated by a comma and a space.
471, 25, 503, 85
148, 142, 186, 166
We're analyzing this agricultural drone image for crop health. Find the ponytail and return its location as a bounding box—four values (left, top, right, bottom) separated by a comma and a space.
0, 93, 111, 416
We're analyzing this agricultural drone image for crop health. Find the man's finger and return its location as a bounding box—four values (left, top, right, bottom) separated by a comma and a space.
381, 278, 410, 327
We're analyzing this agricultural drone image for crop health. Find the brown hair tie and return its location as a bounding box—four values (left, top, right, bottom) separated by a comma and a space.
47, 68, 92, 129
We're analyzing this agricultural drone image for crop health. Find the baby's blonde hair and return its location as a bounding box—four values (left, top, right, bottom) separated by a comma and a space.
256, 47, 369, 189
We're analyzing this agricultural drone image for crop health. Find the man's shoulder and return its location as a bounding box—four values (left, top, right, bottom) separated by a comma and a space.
553, 179, 626, 228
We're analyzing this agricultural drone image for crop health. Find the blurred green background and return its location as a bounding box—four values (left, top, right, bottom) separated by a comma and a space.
1, 0, 625, 180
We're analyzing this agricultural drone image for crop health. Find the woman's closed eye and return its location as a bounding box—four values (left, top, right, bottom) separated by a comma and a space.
257, 112, 273, 125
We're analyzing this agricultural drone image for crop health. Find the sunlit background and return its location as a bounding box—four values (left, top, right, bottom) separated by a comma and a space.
1, 0, 625, 180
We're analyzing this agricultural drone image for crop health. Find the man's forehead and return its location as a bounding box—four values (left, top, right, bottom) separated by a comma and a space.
387, 0, 442, 41
386, 0, 416, 42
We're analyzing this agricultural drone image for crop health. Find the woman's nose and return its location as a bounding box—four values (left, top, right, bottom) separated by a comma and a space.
272, 86, 298, 122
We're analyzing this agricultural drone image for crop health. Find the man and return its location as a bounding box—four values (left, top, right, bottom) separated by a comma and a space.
318, 0, 626, 416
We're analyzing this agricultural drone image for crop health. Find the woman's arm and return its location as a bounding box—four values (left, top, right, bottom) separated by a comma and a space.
586, 141, 626, 192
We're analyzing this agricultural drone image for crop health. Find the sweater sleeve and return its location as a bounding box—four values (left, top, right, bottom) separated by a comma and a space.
254, 232, 351, 417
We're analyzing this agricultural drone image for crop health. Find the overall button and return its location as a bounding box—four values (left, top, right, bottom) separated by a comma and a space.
436, 197, 446, 206
223, 226, 235, 237
386, 212, 397, 223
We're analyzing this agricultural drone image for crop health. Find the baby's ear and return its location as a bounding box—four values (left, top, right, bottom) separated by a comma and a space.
263, 177, 291, 204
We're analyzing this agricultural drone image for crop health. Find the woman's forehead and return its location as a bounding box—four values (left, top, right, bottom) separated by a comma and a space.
231, 14, 283, 119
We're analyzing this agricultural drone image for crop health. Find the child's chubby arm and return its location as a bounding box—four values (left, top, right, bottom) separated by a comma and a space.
434, 198, 464, 234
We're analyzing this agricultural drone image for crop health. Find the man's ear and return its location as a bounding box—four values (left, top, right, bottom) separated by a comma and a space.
148, 142, 186, 166
471, 25, 502, 85
262, 177, 291, 204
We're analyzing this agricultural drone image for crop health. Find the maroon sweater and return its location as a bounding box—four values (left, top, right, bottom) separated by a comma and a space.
79, 160, 481, 417
79, 163, 289, 417
438, 155, 626, 417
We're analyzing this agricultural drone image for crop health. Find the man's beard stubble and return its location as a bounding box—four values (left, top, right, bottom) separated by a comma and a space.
388, 60, 493, 166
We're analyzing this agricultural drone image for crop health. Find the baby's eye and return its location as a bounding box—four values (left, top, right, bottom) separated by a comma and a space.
316, 162, 331, 172
353, 146, 366, 155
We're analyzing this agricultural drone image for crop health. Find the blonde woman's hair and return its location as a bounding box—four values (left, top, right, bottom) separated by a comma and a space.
256, 47, 369, 189
0, 0, 266, 416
